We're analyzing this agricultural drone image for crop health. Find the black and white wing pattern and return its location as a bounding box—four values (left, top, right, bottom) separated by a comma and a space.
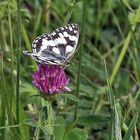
23, 23, 79, 66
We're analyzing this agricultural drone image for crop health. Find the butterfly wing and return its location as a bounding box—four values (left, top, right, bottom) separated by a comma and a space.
51, 23, 79, 60
23, 23, 79, 65
23, 34, 68, 65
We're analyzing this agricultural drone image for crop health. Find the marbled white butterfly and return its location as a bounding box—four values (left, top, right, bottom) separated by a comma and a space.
23, 23, 79, 66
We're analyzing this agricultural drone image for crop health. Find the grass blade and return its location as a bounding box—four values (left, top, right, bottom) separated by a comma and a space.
104, 60, 122, 140
16, 0, 21, 125
123, 113, 138, 140
109, 5, 140, 85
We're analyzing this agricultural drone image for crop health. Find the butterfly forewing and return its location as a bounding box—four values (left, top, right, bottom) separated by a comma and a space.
23, 23, 79, 66
51, 23, 79, 58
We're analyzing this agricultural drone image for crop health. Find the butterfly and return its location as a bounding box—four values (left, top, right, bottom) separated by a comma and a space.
23, 23, 79, 66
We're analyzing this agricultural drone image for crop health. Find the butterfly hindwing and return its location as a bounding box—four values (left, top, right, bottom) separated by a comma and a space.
23, 23, 79, 65
32, 33, 52, 53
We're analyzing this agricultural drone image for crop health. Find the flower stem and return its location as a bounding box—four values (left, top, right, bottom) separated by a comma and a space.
74, 0, 87, 120
34, 111, 41, 140
47, 100, 53, 139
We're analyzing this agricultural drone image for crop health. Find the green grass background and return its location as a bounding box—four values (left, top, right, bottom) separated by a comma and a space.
0, 0, 140, 139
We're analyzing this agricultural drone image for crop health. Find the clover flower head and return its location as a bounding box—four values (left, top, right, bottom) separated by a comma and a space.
32, 64, 70, 95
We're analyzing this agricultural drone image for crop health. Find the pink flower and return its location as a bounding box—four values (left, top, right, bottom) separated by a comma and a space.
32, 64, 70, 95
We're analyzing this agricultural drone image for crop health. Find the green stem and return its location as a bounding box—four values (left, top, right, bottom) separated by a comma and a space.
0, 124, 20, 130
95, 0, 101, 46
47, 101, 53, 139
8, 0, 14, 101
64, 0, 77, 25
34, 111, 41, 140
48, 101, 51, 129
0, 53, 7, 139
16, 0, 21, 124
74, 0, 87, 120
109, 31, 132, 85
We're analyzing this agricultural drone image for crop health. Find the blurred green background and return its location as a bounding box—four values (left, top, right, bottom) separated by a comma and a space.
1, 0, 140, 139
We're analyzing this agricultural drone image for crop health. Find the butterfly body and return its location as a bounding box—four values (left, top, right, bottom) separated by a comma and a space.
23, 23, 79, 66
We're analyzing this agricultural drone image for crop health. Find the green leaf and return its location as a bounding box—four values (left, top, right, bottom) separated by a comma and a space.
128, 6, 140, 27
123, 113, 138, 140
20, 82, 37, 94
78, 115, 109, 128
54, 117, 65, 140
62, 93, 79, 102
20, 8, 31, 22
122, 0, 133, 12
64, 128, 88, 140
23, 118, 37, 127
40, 126, 49, 137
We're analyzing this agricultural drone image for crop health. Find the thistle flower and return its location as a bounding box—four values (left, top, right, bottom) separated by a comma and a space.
32, 64, 70, 96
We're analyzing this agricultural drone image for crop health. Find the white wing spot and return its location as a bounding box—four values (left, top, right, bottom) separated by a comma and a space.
55, 37, 62, 44
52, 32, 56, 35
33, 44, 36, 47
69, 26, 72, 31
69, 35, 77, 41
63, 31, 69, 37
42, 39, 56, 46
39, 45, 48, 52
74, 30, 77, 33
43, 34, 47, 37
53, 47, 60, 54
66, 45, 73, 53
34, 39, 38, 43
59, 33, 67, 44
59, 33, 63, 38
